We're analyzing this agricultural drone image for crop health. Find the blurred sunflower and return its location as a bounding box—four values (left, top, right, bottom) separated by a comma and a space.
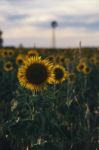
60, 56, 66, 65
8, 49, 15, 57
26, 50, 39, 58
16, 54, 25, 65
64, 58, 70, 65
17, 57, 54, 92
89, 56, 97, 64
55, 55, 61, 64
79, 57, 87, 63
3, 61, 13, 72
83, 66, 91, 75
1, 49, 8, 57
47, 55, 55, 63
76, 62, 86, 72
95, 60, 99, 66
51, 65, 69, 84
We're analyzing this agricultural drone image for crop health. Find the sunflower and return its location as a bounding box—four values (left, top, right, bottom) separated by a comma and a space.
64, 58, 70, 65
8, 49, 15, 57
76, 62, 86, 72
1, 49, 8, 57
26, 50, 39, 58
3, 61, 13, 72
51, 65, 69, 84
79, 57, 87, 63
47, 55, 55, 63
83, 66, 91, 75
55, 55, 61, 64
89, 56, 97, 64
16, 54, 25, 65
17, 57, 54, 92
95, 60, 99, 66
60, 56, 66, 65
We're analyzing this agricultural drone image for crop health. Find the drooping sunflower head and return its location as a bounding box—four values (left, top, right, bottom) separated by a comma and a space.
26, 50, 39, 59
3, 61, 13, 72
51, 65, 69, 84
83, 66, 91, 75
16, 54, 25, 66
17, 57, 54, 92
76, 62, 86, 72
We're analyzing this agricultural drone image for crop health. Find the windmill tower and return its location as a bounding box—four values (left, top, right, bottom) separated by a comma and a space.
79, 41, 82, 59
51, 21, 58, 49
0, 30, 3, 48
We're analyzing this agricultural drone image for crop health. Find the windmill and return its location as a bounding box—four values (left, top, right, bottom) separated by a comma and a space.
51, 21, 58, 49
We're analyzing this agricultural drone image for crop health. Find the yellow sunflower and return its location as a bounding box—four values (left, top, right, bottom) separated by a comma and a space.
64, 58, 70, 65
8, 49, 15, 57
79, 57, 87, 63
55, 55, 61, 64
47, 55, 55, 63
95, 60, 99, 66
17, 57, 54, 92
1, 49, 8, 57
76, 62, 87, 72
3, 61, 13, 72
83, 66, 91, 75
59, 56, 66, 65
16, 54, 25, 65
26, 50, 39, 59
89, 56, 97, 64
51, 65, 69, 84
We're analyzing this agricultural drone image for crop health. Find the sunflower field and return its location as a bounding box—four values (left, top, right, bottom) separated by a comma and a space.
0, 47, 99, 150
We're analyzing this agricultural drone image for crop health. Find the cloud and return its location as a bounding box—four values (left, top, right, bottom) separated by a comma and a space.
0, 0, 99, 47
57, 14, 99, 30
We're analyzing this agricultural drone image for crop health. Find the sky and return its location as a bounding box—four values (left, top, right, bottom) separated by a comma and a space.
0, 0, 99, 48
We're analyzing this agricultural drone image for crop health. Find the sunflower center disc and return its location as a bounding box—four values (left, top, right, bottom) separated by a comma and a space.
26, 63, 48, 84
18, 59, 23, 64
6, 64, 11, 68
54, 69, 64, 80
85, 68, 90, 72
79, 65, 84, 69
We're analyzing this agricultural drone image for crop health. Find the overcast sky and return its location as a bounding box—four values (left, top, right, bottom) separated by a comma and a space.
0, 0, 99, 48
